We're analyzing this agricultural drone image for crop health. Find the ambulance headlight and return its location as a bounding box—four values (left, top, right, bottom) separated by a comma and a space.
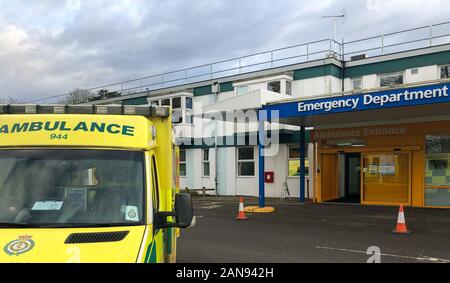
151, 106, 170, 118
95, 105, 122, 115
67, 105, 94, 114
8, 105, 37, 114
123, 105, 151, 116
0, 105, 8, 114
39, 105, 67, 114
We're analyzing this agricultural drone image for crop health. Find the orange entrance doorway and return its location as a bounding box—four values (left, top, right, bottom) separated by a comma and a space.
319, 150, 411, 206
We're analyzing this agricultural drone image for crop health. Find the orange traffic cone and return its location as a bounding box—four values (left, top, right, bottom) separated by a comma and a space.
236, 197, 249, 220
392, 204, 411, 234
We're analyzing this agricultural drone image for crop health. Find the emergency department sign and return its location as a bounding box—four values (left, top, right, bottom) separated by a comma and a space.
263, 82, 450, 119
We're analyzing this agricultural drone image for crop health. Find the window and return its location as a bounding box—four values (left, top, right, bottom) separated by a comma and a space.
286, 81, 292, 96
150, 100, 159, 106
0, 149, 145, 226
161, 99, 170, 106
237, 86, 249, 96
151, 156, 160, 212
185, 112, 193, 124
425, 135, 450, 207
202, 149, 210, 177
172, 109, 183, 124
379, 72, 403, 87
172, 97, 182, 109
288, 145, 309, 177
186, 97, 193, 109
410, 68, 419, 75
441, 65, 450, 79
267, 81, 281, 93
237, 147, 255, 176
179, 150, 186, 177
352, 77, 363, 91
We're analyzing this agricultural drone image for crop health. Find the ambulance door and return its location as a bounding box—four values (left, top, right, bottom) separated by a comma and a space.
149, 153, 165, 263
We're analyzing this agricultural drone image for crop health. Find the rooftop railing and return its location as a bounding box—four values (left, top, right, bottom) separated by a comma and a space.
29, 21, 450, 104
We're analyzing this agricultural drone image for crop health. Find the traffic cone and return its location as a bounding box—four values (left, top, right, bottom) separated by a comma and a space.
392, 204, 411, 234
236, 197, 249, 220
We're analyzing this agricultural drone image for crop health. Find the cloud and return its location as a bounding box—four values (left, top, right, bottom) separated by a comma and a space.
0, 0, 449, 101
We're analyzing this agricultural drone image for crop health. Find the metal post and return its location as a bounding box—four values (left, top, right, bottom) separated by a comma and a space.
270, 51, 274, 67
210, 64, 213, 79
381, 34, 384, 54
430, 24, 433, 47
300, 126, 306, 203
239, 58, 242, 74
258, 110, 266, 208
306, 44, 309, 61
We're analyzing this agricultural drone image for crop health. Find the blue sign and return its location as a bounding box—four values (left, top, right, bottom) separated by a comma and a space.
263, 83, 450, 119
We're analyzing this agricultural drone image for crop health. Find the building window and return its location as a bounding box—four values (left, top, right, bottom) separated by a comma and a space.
379, 72, 404, 87
237, 86, 249, 96
267, 81, 281, 93
185, 111, 193, 124
425, 135, 450, 207
150, 100, 159, 106
202, 149, 210, 177
179, 150, 186, 177
286, 81, 292, 95
161, 99, 171, 106
441, 65, 450, 79
352, 77, 363, 91
172, 97, 182, 109
410, 68, 419, 75
172, 109, 183, 124
288, 145, 309, 177
237, 147, 255, 176
186, 97, 193, 109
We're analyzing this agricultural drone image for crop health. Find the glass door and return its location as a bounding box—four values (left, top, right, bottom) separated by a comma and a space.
362, 152, 411, 205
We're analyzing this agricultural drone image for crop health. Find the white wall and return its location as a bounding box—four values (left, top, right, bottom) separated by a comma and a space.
292, 75, 342, 98
405, 65, 439, 83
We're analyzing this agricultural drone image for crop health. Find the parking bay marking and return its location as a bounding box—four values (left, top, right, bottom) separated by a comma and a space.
316, 246, 450, 263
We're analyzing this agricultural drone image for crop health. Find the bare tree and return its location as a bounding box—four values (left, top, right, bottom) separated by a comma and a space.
58, 89, 93, 104
0, 96, 22, 104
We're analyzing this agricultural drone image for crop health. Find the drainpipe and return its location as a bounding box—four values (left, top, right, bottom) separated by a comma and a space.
300, 126, 306, 203
214, 84, 219, 196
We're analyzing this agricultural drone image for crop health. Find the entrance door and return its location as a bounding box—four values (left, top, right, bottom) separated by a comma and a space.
345, 153, 361, 203
320, 154, 338, 202
362, 152, 411, 205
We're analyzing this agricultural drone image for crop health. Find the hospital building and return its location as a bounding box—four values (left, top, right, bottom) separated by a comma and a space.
84, 21, 450, 208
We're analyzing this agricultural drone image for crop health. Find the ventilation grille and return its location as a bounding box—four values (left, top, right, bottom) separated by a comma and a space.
65, 231, 129, 244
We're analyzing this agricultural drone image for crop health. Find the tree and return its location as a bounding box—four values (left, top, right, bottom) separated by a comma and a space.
0, 96, 22, 104
87, 89, 122, 102
58, 89, 93, 104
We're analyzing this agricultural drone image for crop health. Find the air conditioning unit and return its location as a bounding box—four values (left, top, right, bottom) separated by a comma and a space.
351, 54, 367, 61
212, 82, 220, 93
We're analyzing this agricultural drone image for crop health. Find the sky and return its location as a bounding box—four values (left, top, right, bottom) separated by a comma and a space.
0, 0, 449, 102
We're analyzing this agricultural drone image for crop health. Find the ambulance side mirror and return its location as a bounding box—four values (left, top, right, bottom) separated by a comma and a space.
154, 193, 194, 229
174, 193, 194, 228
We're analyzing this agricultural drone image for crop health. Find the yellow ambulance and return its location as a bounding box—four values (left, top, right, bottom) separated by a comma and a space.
0, 104, 193, 263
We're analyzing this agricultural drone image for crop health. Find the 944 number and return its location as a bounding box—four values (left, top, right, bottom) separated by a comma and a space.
50, 134, 68, 140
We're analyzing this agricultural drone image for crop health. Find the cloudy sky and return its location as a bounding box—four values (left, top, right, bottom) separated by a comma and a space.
0, 0, 449, 102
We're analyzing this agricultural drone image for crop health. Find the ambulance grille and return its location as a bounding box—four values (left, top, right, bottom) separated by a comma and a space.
65, 231, 129, 244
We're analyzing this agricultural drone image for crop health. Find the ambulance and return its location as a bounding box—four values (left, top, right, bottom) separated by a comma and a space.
0, 104, 193, 263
